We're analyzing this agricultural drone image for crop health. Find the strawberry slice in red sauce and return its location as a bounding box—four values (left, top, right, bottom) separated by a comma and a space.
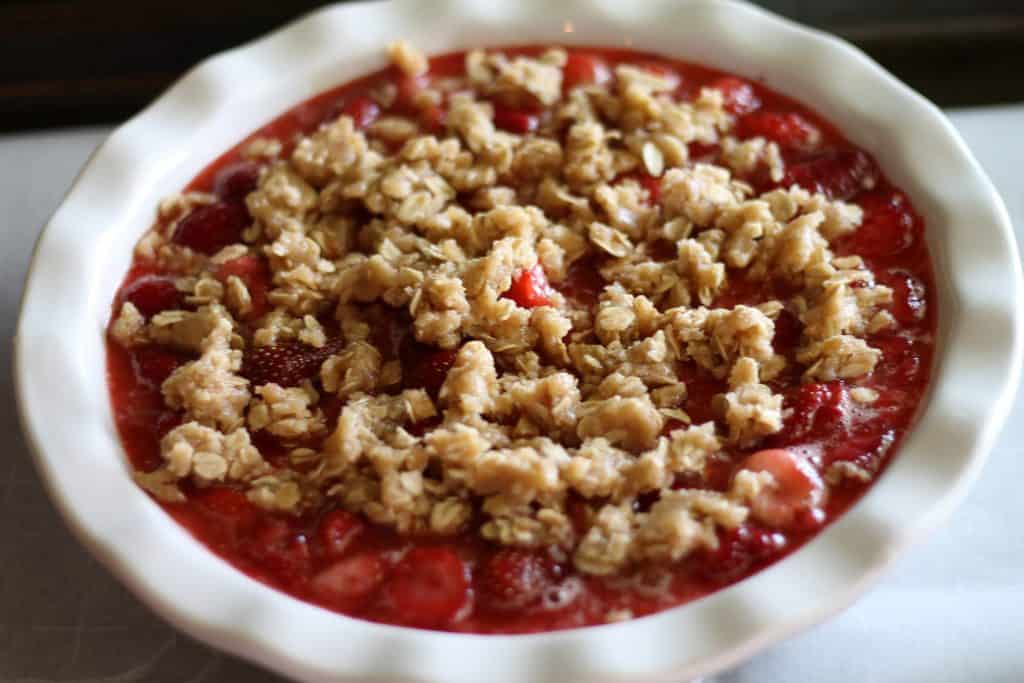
637, 173, 662, 204
212, 160, 262, 205
739, 448, 826, 528
312, 553, 387, 609
782, 149, 879, 201
384, 547, 469, 627
504, 264, 555, 308
882, 270, 927, 327
493, 107, 541, 134
172, 201, 250, 255
241, 338, 344, 388
194, 486, 258, 526
477, 549, 553, 612
242, 518, 311, 580
562, 52, 612, 91
420, 104, 448, 135
699, 523, 786, 584
341, 95, 382, 130
737, 111, 820, 151
781, 381, 850, 444
120, 274, 181, 317
839, 189, 920, 259
316, 509, 366, 560
710, 76, 761, 116
871, 334, 924, 385
130, 346, 189, 389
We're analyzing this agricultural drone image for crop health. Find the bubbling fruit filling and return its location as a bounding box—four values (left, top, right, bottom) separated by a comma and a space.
106, 42, 935, 632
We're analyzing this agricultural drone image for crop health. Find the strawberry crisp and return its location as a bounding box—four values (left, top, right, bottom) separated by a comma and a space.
107, 42, 935, 632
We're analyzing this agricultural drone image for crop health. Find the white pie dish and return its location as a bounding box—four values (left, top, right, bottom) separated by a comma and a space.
14, 0, 1022, 681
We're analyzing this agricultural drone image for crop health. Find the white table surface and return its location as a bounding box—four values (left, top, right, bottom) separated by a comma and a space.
2, 105, 1022, 682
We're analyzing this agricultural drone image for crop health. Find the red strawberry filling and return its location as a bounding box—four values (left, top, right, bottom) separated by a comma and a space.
737, 111, 820, 151
384, 547, 469, 627
241, 338, 344, 388
172, 201, 250, 255
477, 549, 554, 611
563, 52, 612, 91
106, 45, 936, 635
503, 264, 555, 308
120, 275, 181, 317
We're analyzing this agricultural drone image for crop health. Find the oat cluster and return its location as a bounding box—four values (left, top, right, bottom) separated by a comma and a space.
113, 43, 894, 575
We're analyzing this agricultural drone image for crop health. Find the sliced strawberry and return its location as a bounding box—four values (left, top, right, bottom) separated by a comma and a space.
871, 334, 923, 385
736, 111, 820, 151
881, 270, 927, 327
493, 107, 540, 135
400, 340, 458, 397
699, 523, 786, 583
637, 173, 662, 204
477, 549, 552, 612
341, 95, 382, 130
503, 264, 555, 309
783, 381, 849, 443
195, 486, 258, 525
781, 148, 879, 201
243, 518, 311, 579
841, 189, 919, 259
172, 201, 250, 255
710, 76, 761, 116
215, 254, 272, 319
312, 553, 387, 609
688, 141, 720, 163
420, 103, 448, 134
562, 52, 612, 91
241, 338, 344, 388
316, 509, 366, 560
384, 547, 469, 627
559, 259, 604, 306
212, 160, 262, 205
120, 274, 182, 317
739, 448, 826, 528
131, 346, 188, 388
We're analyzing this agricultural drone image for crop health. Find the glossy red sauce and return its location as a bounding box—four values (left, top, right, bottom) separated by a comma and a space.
107, 46, 936, 633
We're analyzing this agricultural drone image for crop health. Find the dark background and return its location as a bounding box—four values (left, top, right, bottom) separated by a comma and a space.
1, 0, 1022, 132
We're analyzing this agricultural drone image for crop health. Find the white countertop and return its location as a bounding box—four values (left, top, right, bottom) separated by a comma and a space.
2, 106, 1022, 682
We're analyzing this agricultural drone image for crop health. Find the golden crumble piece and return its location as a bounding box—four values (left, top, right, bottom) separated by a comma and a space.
577, 394, 665, 452
320, 341, 383, 397
439, 340, 498, 416
160, 421, 267, 484
798, 334, 881, 381
387, 40, 429, 77
716, 357, 783, 447
248, 382, 326, 439
133, 468, 186, 503
720, 136, 784, 183
573, 503, 636, 575
161, 318, 251, 432
109, 302, 147, 348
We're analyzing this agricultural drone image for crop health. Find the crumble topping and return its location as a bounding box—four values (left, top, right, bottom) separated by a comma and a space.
112, 43, 905, 577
